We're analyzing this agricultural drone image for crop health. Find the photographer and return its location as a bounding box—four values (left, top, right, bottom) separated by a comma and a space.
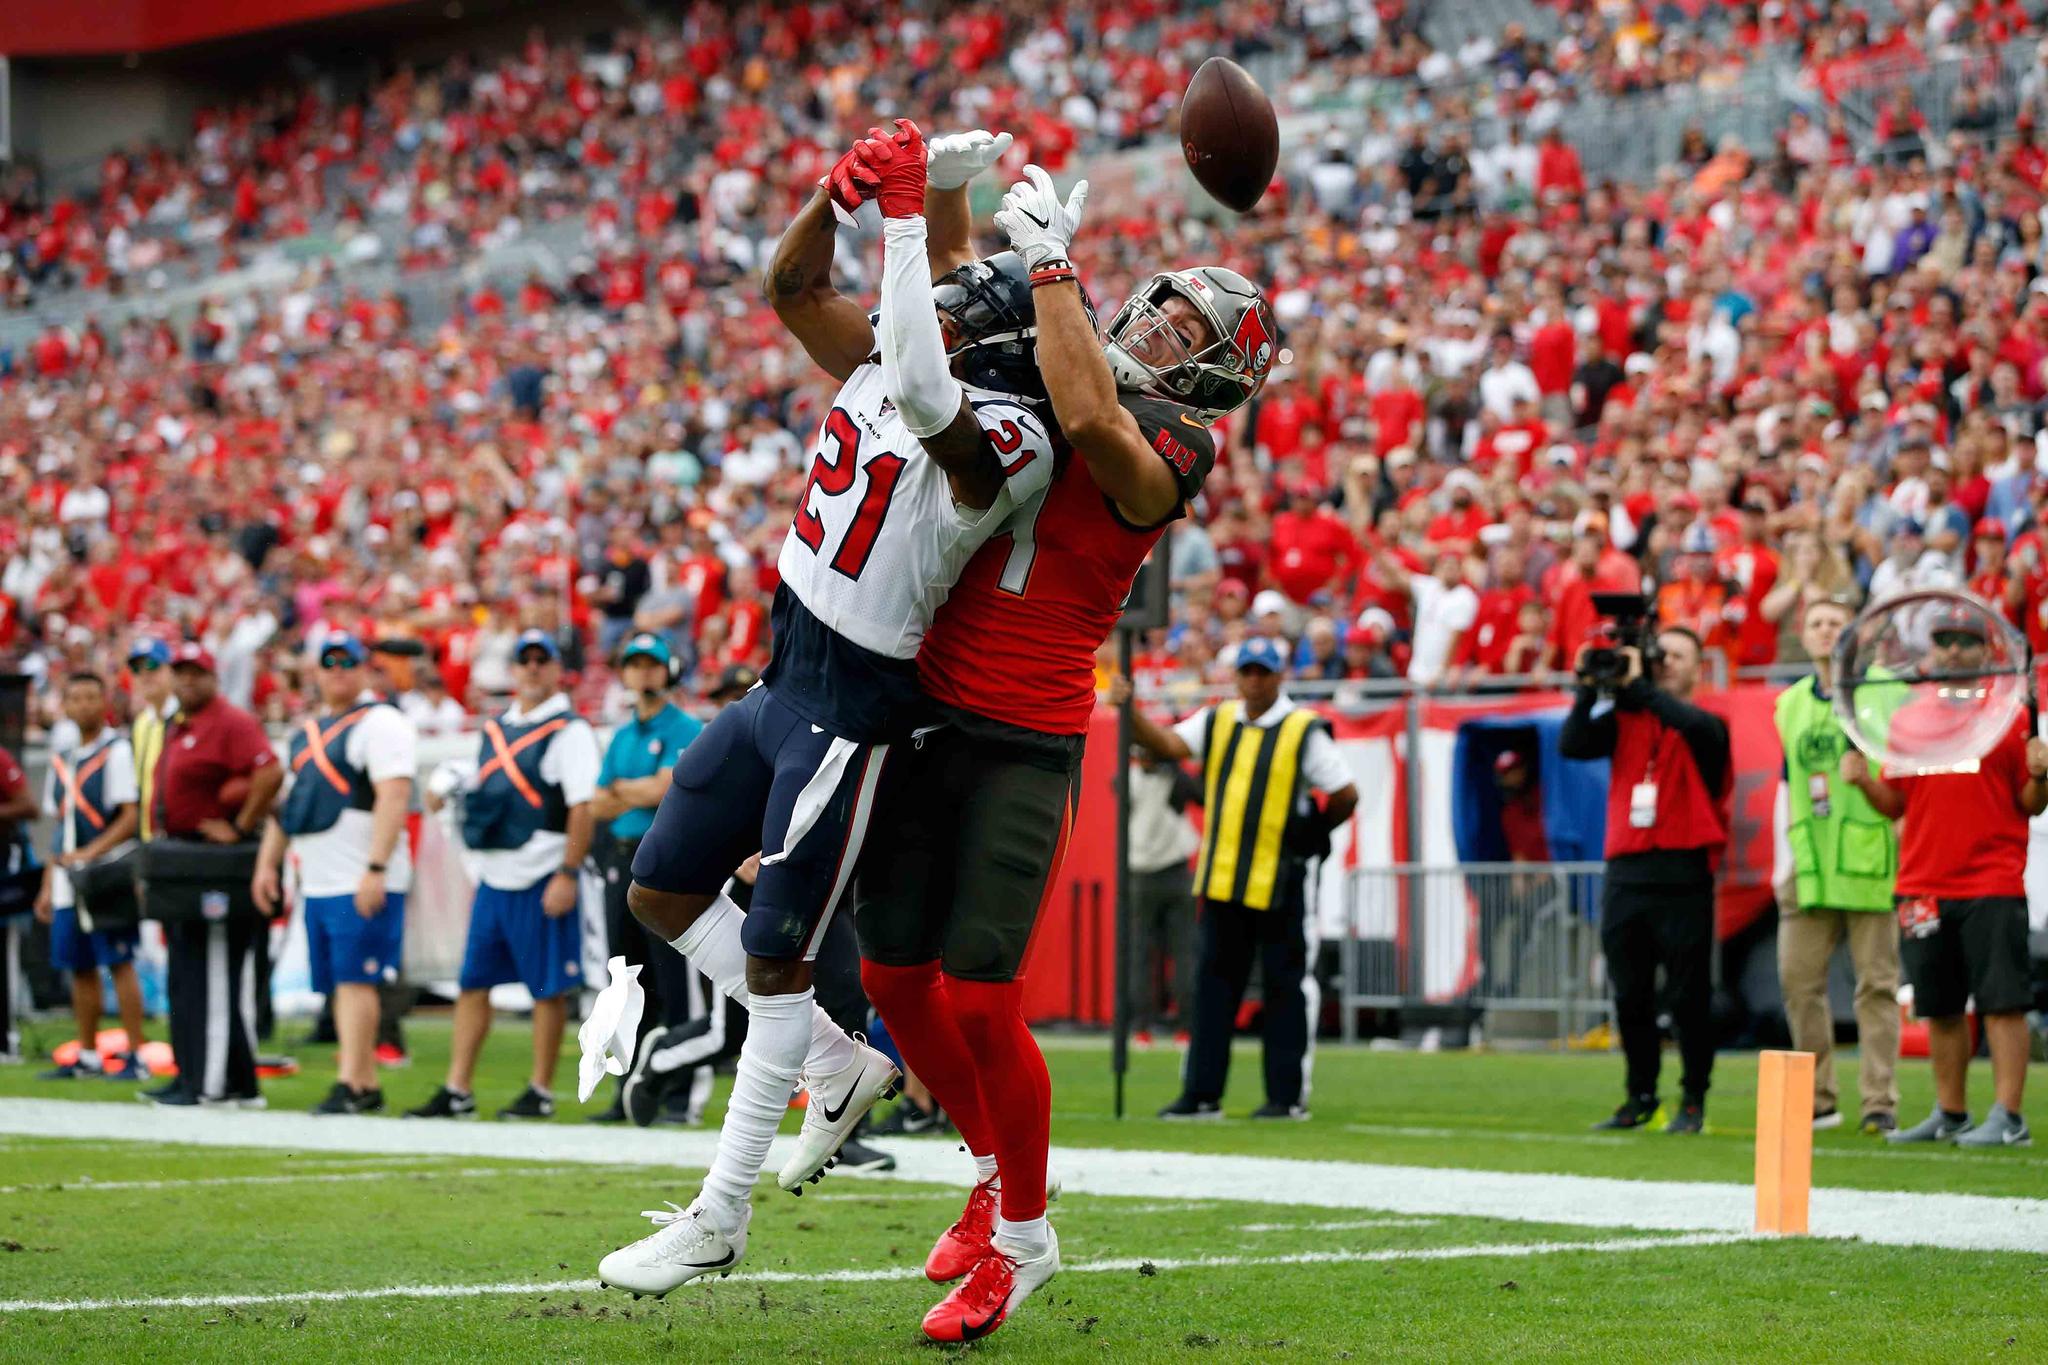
1560, 621, 1731, 1135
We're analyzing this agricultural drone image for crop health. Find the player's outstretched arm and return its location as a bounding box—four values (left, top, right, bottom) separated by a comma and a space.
996, 165, 1182, 526
763, 187, 875, 383
866, 121, 1011, 510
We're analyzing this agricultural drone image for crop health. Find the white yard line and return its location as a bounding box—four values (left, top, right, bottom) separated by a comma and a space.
3, 1098, 2043, 1254
0, 1233, 1755, 1315
0, 1166, 586, 1196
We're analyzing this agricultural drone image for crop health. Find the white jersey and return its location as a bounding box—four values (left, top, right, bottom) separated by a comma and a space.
775, 363, 1056, 660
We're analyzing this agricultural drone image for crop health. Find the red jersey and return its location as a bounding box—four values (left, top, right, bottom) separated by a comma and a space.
1885, 711, 2031, 899
919, 396, 1217, 736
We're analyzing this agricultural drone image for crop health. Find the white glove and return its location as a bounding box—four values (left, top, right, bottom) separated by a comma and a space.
994, 164, 1089, 271
575, 956, 645, 1103
926, 129, 1013, 190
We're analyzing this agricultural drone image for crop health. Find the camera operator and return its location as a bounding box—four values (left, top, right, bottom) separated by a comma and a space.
1560, 622, 1731, 1135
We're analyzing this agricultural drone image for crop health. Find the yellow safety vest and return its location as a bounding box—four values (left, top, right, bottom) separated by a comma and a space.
1195, 700, 1325, 911
131, 705, 165, 842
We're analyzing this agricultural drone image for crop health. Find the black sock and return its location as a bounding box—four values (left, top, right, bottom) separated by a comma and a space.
1942, 1108, 1969, 1123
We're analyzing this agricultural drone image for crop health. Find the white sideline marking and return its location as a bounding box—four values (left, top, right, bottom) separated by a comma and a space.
1341, 1122, 2048, 1167
2, 1099, 2044, 1253
0, 1233, 1754, 1315
0, 1166, 585, 1196
1239, 1218, 1439, 1233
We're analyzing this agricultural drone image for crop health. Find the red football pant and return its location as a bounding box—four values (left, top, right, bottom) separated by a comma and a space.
860, 963, 1053, 1221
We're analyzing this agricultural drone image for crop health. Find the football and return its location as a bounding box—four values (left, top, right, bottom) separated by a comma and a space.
1180, 56, 1279, 213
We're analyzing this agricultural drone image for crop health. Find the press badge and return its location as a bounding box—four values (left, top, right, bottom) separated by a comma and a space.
1808, 772, 1831, 819
1898, 897, 1941, 940
1629, 781, 1658, 829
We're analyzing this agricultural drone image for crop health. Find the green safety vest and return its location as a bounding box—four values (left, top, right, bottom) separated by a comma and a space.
1774, 676, 1897, 913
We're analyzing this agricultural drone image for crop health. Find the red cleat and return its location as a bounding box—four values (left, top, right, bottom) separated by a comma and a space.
925, 1176, 999, 1283
375, 1043, 410, 1069
920, 1228, 1059, 1343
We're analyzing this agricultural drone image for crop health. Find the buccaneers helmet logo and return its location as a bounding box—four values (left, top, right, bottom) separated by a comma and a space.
1232, 305, 1275, 380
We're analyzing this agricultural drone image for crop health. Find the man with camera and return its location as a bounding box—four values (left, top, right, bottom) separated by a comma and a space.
1560, 610, 1731, 1134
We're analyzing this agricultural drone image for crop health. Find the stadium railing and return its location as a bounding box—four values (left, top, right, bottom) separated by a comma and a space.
1337, 859, 1611, 1047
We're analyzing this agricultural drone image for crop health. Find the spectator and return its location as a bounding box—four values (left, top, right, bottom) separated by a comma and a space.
145, 643, 284, 1108
33, 672, 148, 1082
1125, 638, 1359, 1122
1772, 597, 1901, 1135
1562, 627, 1731, 1135
412, 629, 599, 1122
1841, 605, 2042, 1149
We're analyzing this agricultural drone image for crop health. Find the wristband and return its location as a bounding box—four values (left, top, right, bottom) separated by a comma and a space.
1029, 269, 1077, 289
557, 865, 579, 877
367, 862, 388, 874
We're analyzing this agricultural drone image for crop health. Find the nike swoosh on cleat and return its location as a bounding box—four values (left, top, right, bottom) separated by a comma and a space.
960, 1308, 1005, 1340
683, 1250, 736, 1271
819, 1068, 867, 1124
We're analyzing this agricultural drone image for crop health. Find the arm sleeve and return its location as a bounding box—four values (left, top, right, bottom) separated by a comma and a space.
1172, 709, 1212, 762
1300, 727, 1354, 794
1641, 690, 1731, 794
1558, 685, 1617, 759
358, 707, 418, 784
105, 741, 138, 806
879, 216, 963, 439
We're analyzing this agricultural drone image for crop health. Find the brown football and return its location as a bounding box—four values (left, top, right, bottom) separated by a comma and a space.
1180, 57, 1279, 213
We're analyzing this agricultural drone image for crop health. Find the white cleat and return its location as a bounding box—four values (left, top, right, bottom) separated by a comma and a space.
597, 1199, 749, 1298
1000, 1223, 1061, 1316
776, 1037, 900, 1192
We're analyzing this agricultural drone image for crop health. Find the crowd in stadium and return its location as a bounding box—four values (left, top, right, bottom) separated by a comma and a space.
1, 1, 2047, 736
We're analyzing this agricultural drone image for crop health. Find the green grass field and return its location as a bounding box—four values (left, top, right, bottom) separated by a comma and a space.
3, 1016, 2045, 1362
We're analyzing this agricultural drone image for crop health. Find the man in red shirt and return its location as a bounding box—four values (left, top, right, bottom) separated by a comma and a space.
1268, 485, 1359, 604
1459, 543, 1539, 677
1841, 607, 2045, 1148
147, 643, 283, 1108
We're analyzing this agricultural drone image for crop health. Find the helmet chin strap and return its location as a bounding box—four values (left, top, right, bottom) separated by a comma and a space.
1105, 342, 1162, 394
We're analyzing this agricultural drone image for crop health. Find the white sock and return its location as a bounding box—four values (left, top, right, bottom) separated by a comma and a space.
78, 1049, 100, 1068
671, 896, 857, 1079
806, 1006, 858, 1078
974, 1153, 1000, 1185
995, 1215, 1048, 1254
670, 895, 748, 1004
699, 988, 812, 1226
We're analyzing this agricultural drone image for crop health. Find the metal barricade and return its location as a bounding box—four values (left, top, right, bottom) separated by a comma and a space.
1336, 861, 1610, 1046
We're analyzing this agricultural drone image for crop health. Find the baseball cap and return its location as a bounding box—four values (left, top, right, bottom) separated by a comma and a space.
514, 629, 561, 662
1680, 523, 1716, 555
1928, 602, 1988, 640
127, 637, 172, 667
170, 642, 217, 674
1974, 518, 2007, 541
1236, 636, 1287, 674
709, 664, 760, 700
1250, 589, 1292, 619
619, 632, 673, 667
319, 633, 368, 666
1493, 750, 1525, 773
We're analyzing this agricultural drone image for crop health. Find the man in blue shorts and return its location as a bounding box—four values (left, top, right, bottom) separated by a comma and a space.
34, 672, 148, 1080
412, 629, 600, 1121
254, 634, 416, 1114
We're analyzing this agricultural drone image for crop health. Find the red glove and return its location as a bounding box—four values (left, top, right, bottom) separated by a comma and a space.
854, 118, 927, 219
821, 133, 885, 222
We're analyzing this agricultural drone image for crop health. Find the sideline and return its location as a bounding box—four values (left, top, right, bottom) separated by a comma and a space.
2, 1098, 2044, 1253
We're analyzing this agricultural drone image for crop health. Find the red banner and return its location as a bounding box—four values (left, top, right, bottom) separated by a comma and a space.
0, 0, 405, 57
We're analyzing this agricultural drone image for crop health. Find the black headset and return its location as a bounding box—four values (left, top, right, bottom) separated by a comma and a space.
619, 638, 683, 687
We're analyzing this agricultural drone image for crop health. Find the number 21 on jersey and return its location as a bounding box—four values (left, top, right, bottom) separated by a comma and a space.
793, 408, 905, 581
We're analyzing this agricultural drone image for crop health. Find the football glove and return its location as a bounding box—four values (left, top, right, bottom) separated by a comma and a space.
994, 163, 1089, 271
853, 118, 928, 219
821, 134, 885, 225
925, 128, 1014, 190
